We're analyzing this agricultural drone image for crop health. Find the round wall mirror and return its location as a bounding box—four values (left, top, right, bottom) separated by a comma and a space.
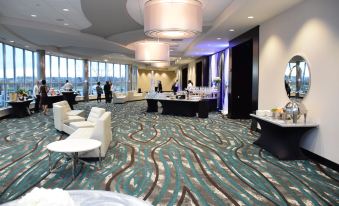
284, 55, 310, 101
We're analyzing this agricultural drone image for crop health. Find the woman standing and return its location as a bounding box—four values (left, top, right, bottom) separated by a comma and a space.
39, 79, 49, 115
96, 82, 102, 103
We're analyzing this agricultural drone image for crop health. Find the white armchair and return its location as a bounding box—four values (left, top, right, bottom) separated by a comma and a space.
127, 91, 146, 101
112, 92, 128, 104
69, 107, 105, 130
53, 100, 84, 116
67, 112, 112, 158
53, 105, 85, 134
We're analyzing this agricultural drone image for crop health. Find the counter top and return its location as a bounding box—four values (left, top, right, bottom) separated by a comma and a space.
250, 114, 318, 128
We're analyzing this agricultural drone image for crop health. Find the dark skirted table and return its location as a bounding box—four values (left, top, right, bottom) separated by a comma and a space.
146, 98, 215, 118
47, 95, 64, 108
62, 91, 78, 110
251, 114, 318, 160
7, 99, 33, 118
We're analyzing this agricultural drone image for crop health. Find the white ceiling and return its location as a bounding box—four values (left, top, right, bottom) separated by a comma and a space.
0, 0, 304, 64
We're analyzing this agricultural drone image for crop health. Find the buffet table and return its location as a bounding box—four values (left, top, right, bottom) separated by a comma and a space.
146, 97, 215, 118
7, 99, 33, 118
62, 91, 78, 110
47, 95, 64, 108
251, 114, 318, 160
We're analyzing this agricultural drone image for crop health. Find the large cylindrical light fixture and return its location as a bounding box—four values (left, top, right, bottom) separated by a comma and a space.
144, 0, 202, 39
135, 41, 170, 63
152, 61, 170, 68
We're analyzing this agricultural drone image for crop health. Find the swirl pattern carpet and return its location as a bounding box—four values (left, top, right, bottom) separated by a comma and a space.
0, 101, 338, 205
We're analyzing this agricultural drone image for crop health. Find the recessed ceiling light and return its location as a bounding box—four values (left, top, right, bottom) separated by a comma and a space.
25, 45, 29, 48
229, 29, 235, 32
217, 38, 222, 40
31, 14, 37, 17
170, 49, 174, 52
62, 8, 69, 12
248, 16, 254, 19
64, 23, 69, 26
10, 40, 15, 43
104, 59, 108, 62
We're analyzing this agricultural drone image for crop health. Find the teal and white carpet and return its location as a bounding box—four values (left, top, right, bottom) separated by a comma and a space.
0, 101, 338, 205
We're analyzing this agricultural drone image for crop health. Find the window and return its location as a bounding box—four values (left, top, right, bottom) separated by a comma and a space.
67, 58, 75, 91
90, 62, 98, 94
0, 43, 4, 107
15, 48, 24, 90
75, 59, 83, 95
45, 55, 51, 83
59, 57, 67, 89
98, 62, 106, 83
5, 45, 14, 102
51, 56, 59, 89
25, 50, 34, 96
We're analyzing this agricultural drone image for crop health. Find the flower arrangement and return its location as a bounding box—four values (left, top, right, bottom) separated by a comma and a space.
213, 77, 221, 83
16, 88, 28, 96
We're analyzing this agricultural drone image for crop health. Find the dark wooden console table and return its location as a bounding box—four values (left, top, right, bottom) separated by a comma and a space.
7, 99, 33, 118
251, 114, 318, 160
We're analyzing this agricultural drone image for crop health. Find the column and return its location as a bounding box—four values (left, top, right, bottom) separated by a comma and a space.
128, 64, 132, 91
83, 59, 89, 101
36, 50, 45, 80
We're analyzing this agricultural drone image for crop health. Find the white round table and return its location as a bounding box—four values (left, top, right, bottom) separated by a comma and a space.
46, 139, 102, 178
2, 190, 153, 206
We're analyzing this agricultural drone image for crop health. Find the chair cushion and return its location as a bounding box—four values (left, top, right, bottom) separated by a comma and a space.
87, 107, 105, 123
68, 128, 94, 140
67, 110, 84, 116
64, 115, 85, 123
69, 121, 95, 130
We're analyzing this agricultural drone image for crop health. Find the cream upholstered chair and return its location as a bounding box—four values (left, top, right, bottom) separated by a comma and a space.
127, 91, 146, 101
112, 92, 128, 104
67, 112, 112, 158
53, 105, 85, 134
53, 100, 84, 116
69, 107, 105, 130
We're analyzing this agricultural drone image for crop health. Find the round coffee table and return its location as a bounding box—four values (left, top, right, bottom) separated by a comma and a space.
46, 139, 102, 178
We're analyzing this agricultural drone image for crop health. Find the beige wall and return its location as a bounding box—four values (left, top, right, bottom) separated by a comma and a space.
138, 69, 177, 92
259, 0, 339, 163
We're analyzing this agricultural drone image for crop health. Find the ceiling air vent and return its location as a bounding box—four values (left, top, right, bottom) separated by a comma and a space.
171, 39, 183, 42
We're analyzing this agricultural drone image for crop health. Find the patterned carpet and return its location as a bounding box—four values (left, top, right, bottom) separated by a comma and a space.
0, 101, 338, 205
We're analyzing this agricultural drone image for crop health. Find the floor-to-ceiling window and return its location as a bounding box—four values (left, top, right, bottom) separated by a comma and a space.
0, 43, 135, 108
75, 59, 83, 95
25, 50, 34, 95
5, 45, 14, 102
0, 43, 37, 108
0, 43, 4, 107
67, 58, 75, 90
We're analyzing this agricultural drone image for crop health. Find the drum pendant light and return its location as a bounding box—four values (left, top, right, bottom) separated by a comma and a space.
144, 0, 202, 39
134, 41, 170, 63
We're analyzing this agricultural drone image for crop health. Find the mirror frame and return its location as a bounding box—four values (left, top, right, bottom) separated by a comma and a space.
284, 55, 311, 101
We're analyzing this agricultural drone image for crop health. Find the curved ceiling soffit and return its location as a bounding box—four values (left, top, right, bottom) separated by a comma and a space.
126, 0, 233, 26
80, 0, 142, 38
0, 17, 133, 56
0, 0, 91, 30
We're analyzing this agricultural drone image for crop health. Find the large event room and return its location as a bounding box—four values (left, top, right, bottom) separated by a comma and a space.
0, 0, 338, 205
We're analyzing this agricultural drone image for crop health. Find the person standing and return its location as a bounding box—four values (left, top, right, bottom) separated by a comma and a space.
187, 80, 193, 91
172, 80, 179, 94
158, 81, 163, 93
33, 80, 40, 112
39, 79, 49, 115
109, 81, 113, 102
63, 80, 73, 91
96, 82, 102, 103
104, 81, 111, 104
